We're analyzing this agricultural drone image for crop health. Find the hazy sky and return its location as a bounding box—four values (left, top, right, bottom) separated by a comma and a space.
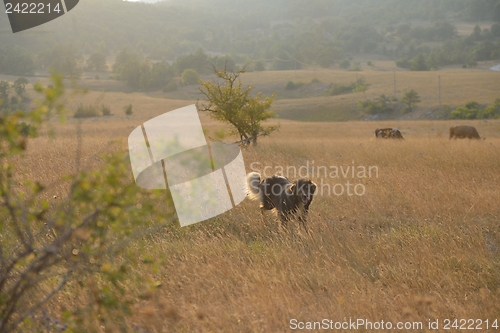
124, 0, 164, 3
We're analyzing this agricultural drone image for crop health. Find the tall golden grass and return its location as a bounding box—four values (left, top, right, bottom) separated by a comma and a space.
15, 114, 500, 332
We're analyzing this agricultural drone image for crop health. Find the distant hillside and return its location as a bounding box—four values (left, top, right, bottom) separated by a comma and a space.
0, 0, 499, 80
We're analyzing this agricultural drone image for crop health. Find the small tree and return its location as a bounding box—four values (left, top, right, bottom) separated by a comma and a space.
401, 89, 421, 113
198, 68, 277, 145
359, 94, 393, 115
0, 81, 9, 104
410, 53, 429, 71
100, 104, 112, 116
494, 3, 500, 22
472, 25, 482, 40
253, 60, 266, 71
0, 74, 169, 332
182, 68, 200, 85
492, 23, 500, 37
86, 52, 108, 71
340, 60, 350, 69
353, 77, 368, 99
13, 77, 29, 101
124, 103, 133, 115
37, 44, 83, 78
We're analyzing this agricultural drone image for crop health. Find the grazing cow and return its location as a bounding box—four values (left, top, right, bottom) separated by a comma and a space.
449, 125, 482, 140
375, 128, 405, 139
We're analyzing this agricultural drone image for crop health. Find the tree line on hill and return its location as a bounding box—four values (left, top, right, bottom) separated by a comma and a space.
1, 0, 500, 80
394, 23, 500, 70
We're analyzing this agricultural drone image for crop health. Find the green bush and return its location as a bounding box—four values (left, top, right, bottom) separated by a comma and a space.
1, 75, 171, 332
124, 103, 133, 116
326, 82, 356, 96
449, 100, 500, 119
181, 68, 200, 85
285, 81, 305, 90
340, 60, 350, 69
253, 60, 266, 71
396, 58, 411, 69
410, 53, 429, 71
101, 104, 112, 116
163, 80, 178, 92
359, 94, 393, 115
74, 104, 100, 118
285, 81, 296, 90
17, 122, 37, 137
348, 61, 362, 71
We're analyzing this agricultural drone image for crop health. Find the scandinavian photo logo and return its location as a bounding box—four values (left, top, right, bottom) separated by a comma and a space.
128, 105, 247, 227
3, 0, 79, 33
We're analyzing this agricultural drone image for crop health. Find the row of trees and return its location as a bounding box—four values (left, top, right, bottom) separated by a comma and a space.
1, 5, 500, 78
396, 37, 500, 71
359, 89, 421, 115
111, 47, 267, 90
450, 99, 500, 119
391, 21, 458, 43
359, 92, 500, 119
0, 77, 29, 112
0, 45, 36, 76
0, 44, 105, 78
2, 0, 499, 78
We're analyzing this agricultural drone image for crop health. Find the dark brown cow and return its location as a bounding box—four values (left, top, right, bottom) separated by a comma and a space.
375, 128, 405, 139
449, 125, 481, 139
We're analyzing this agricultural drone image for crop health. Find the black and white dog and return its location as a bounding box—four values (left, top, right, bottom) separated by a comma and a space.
247, 172, 317, 229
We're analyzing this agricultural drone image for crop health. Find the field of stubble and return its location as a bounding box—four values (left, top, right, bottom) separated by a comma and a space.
17, 113, 500, 332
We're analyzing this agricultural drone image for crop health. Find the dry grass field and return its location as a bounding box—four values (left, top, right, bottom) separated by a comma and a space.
2, 67, 499, 332
13, 110, 500, 332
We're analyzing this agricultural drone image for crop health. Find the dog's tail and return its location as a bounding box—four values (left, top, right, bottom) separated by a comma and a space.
246, 172, 261, 200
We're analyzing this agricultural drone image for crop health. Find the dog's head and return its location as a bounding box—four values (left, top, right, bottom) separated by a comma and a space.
292, 179, 317, 205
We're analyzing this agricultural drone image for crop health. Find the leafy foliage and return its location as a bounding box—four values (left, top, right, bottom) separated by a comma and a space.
37, 44, 83, 78
1, 1, 499, 76
198, 68, 277, 145
285, 80, 305, 90
0, 74, 171, 332
112, 48, 174, 90
163, 80, 178, 92
101, 104, 112, 116
326, 77, 368, 97
12, 77, 29, 102
339, 60, 350, 69
124, 104, 133, 116
450, 99, 500, 119
401, 89, 421, 113
174, 48, 211, 75
0, 78, 30, 113
86, 52, 108, 71
181, 68, 200, 85
410, 53, 430, 71
74, 104, 101, 118
359, 94, 394, 115
0, 46, 36, 76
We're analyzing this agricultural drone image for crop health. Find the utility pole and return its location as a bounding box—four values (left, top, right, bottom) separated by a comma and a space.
438, 75, 441, 106
393, 69, 396, 98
